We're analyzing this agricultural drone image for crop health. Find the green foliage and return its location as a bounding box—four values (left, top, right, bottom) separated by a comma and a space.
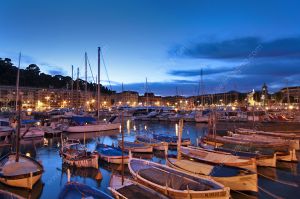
0, 57, 112, 94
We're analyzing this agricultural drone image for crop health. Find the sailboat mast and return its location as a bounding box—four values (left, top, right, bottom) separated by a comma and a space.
177, 119, 183, 160
97, 47, 101, 120
200, 69, 204, 107
146, 77, 148, 112
85, 52, 88, 110
77, 67, 80, 110
121, 111, 124, 185
71, 65, 74, 108
15, 52, 21, 162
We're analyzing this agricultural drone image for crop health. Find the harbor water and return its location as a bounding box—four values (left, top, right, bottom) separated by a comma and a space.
0, 120, 299, 199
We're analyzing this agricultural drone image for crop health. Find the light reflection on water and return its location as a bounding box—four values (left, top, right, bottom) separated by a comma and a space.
0, 120, 299, 199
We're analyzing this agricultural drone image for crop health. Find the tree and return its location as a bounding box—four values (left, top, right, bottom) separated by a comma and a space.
26, 64, 40, 75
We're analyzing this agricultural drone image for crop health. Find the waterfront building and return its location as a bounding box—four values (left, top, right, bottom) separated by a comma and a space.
138, 92, 162, 106
112, 91, 139, 106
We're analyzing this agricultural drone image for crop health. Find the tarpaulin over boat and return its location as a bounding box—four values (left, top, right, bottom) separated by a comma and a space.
71, 116, 96, 125
21, 119, 39, 125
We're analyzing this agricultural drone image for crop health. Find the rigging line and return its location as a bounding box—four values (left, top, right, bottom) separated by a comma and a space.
100, 50, 112, 91
86, 55, 96, 83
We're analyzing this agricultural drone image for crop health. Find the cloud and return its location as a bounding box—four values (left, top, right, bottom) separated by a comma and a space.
47, 67, 67, 76
169, 36, 300, 59
168, 67, 233, 77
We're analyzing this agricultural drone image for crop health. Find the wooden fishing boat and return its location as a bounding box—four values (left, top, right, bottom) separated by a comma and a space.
135, 135, 168, 151
96, 143, 129, 164
153, 134, 191, 146
129, 158, 230, 199
203, 135, 288, 151
181, 146, 257, 172
229, 132, 299, 151
60, 142, 99, 169
166, 156, 258, 193
118, 140, 153, 153
0, 190, 25, 199
236, 128, 300, 140
59, 181, 113, 199
0, 153, 43, 189
276, 150, 298, 162
108, 174, 169, 199
199, 141, 277, 167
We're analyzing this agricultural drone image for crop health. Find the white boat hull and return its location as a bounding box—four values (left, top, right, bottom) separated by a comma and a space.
66, 123, 120, 133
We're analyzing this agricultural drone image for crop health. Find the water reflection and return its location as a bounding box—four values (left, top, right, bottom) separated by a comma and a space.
0, 120, 299, 199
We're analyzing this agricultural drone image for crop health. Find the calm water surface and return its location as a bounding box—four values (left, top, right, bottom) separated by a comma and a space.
0, 120, 299, 199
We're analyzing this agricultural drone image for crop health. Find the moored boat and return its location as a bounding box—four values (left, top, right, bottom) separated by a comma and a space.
0, 190, 25, 199
166, 156, 258, 193
59, 181, 113, 199
199, 141, 277, 167
0, 153, 43, 189
153, 134, 191, 147
181, 146, 257, 172
118, 140, 153, 153
135, 135, 168, 151
108, 174, 169, 199
60, 140, 99, 169
129, 158, 230, 199
96, 143, 129, 164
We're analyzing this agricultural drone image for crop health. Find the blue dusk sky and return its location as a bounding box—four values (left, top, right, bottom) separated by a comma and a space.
1, 0, 300, 96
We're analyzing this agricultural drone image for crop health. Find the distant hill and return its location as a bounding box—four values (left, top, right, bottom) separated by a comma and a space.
0, 57, 113, 94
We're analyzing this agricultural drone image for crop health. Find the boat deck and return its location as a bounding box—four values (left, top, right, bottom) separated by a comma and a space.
131, 159, 221, 191
0, 155, 41, 176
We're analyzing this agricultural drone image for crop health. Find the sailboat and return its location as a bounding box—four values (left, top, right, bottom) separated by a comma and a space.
0, 53, 43, 189
65, 48, 120, 133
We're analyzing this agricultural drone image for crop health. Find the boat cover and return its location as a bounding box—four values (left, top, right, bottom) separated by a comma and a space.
71, 116, 96, 125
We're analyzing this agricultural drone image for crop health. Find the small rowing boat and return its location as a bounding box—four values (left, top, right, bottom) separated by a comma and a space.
96, 143, 129, 164
135, 135, 168, 151
0, 153, 44, 189
129, 158, 230, 199
181, 146, 257, 172
199, 141, 277, 167
118, 140, 153, 153
108, 174, 169, 199
153, 133, 191, 147
59, 181, 113, 199
166, 156, 258, 193
60, 140, 98, 169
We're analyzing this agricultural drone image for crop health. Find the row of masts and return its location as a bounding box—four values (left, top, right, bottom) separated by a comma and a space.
69, 47, 102, 120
